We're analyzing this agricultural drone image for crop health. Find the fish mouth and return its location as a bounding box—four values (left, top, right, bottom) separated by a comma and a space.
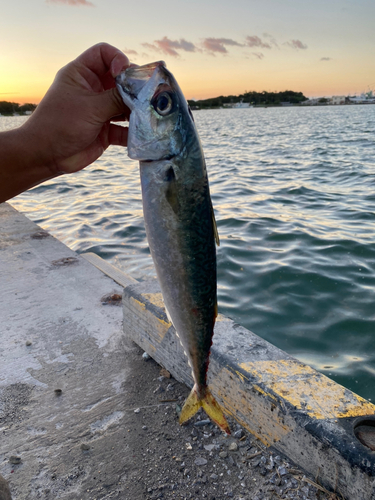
116, 61, 167, 111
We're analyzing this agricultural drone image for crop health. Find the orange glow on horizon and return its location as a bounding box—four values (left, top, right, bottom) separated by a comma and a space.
0, 72, 49, 105
0, 94, 44, 105
3, 78, 373, 106
2, 58, 374, 105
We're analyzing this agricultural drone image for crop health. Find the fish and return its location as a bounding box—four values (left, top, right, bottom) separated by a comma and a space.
116, 62, 230, 435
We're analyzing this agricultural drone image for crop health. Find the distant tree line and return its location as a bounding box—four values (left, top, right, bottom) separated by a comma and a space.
188, 90, 307, 109
0, 101, 37, 115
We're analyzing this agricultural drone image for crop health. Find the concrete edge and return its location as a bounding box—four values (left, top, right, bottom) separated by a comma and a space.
81, 252, 138, 287
121, 278, 375, 500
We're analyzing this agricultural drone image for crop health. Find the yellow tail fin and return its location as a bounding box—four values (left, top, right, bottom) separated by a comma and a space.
179, 385, 231, 435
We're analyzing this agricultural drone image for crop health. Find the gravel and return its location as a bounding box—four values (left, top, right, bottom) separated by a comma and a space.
0, 343, 341, 499
103, 344, 341, 500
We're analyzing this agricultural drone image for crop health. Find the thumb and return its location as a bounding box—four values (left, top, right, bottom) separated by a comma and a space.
97, 86, 129, 122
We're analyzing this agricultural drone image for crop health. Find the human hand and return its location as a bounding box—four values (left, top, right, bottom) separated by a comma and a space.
23, 42, 130, 175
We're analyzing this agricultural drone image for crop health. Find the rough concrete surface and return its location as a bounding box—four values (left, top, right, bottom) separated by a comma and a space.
0, 203, 340, 499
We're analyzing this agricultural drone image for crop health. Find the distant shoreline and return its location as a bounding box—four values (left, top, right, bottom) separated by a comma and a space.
190, 102, 375, 110
1, 101, 374, 117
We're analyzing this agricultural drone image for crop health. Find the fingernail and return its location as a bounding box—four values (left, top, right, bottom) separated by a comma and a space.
111, 53, 130, 78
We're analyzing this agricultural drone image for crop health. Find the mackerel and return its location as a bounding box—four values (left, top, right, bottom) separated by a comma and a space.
116, 62, 230, 434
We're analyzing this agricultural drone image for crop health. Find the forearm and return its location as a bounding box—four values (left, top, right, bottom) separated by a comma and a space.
0, 126, 58, 203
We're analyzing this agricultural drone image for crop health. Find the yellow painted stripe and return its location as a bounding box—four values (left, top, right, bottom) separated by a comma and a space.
216, 313, 230, 322
142, 293, 171, 334
210, 366, 291, 446
142, 292, 166, 311
130, 297, 146, 311
130, 294, 170, 342
239, 359, 375, 420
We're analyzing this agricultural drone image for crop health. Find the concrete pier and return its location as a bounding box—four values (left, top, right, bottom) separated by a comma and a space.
0, 203, 140, 499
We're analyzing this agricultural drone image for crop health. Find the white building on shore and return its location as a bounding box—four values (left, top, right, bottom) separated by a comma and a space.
330, 96, 346, 105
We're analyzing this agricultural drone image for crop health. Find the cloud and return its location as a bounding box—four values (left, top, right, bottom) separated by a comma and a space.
47, 0, 94, 5
123, 48, 138, 56
142, 37, 197, 57
142, 35, 283, 58
320, 57, 332, 61
139, 34, 308, 60
285, 39, 308, 50
245, 36, 271, 49
202, 37, 243, 54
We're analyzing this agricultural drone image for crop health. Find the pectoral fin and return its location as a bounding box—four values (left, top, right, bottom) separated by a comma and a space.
211, 200, 220, 247
165, 166, 179, 214
164, 305, 173, 325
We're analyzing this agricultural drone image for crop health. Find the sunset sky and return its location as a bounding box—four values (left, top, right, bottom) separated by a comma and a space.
1, 0, 375, 104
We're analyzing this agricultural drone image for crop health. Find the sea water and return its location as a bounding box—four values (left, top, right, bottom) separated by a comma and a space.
2, 105, 375, 401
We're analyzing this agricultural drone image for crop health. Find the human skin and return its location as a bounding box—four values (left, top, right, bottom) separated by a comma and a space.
0, 43, 130, 203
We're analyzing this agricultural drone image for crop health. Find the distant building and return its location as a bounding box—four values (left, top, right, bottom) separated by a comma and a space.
234, 100, 252, 108
330, 96, 346, 105
348, 92, 375, 104
223, 100, 252, 108
301, 98, 320, 105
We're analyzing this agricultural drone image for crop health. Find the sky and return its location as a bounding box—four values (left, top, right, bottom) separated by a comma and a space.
1, 0, 375, 104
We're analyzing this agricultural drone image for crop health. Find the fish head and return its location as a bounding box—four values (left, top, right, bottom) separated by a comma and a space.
116, 62, 195, 161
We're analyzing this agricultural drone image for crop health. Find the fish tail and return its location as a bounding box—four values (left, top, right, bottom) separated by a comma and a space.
179, 385, 231, 435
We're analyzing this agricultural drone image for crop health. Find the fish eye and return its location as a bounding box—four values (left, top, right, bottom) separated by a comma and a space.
153, 91, 174, 116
